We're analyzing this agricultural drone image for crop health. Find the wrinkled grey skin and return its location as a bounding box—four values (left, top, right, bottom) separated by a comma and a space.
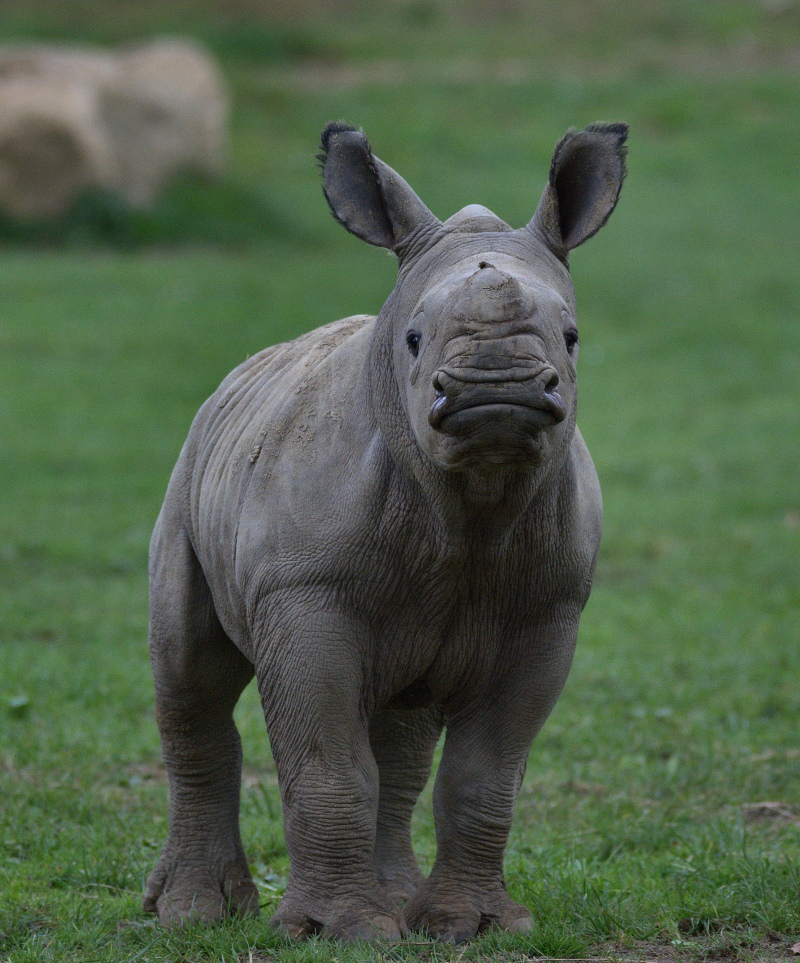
143, 121, 627, 943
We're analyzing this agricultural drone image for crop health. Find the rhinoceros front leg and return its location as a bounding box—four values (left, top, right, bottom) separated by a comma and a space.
144, 520, 258, 925
370, 703, 444, 907
256, 607, 404, 942
403, 627, 577, 942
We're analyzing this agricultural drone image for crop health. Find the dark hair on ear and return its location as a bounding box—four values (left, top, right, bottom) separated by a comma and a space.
549, 122, 628, 178
316, 121, 360, 171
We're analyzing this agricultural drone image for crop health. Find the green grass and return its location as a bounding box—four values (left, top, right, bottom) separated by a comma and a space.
0, 177, 292, 248
1, 3, 799, 961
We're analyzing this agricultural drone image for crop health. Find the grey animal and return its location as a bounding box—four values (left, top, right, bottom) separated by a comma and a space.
143, 121, 628, 943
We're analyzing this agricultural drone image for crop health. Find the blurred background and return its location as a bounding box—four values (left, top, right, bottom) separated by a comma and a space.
1, 2, 798, 960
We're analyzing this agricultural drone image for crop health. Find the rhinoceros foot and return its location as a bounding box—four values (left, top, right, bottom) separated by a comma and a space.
143, 847, 258, 926
403, 876, 531, 943
270, 891, 404, 942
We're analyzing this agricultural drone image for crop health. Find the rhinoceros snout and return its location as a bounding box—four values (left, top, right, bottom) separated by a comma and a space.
428, 364, 566, 431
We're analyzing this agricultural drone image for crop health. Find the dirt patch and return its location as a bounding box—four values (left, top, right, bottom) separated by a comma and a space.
614, 936, 800, 962
742, 801, 798, 825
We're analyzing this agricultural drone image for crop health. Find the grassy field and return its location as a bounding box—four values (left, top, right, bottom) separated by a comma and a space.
1, 3, 799, 961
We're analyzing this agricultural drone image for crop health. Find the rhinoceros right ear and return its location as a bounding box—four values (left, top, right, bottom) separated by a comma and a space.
319, 122, 440, 256
529, 122, 628, 263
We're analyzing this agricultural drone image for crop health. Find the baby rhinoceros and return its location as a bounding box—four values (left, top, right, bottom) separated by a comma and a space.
144, 121, 628, 942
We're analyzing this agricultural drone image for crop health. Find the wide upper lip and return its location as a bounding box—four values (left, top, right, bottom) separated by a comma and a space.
428, 366, 567, 430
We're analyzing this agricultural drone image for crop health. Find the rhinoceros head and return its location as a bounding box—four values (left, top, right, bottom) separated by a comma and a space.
320, 122, 627, 475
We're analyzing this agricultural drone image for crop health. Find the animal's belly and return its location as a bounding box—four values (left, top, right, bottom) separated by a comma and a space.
384, 677, 435, 710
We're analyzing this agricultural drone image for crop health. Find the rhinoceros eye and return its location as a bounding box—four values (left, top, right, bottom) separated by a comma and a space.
564, 330, 579, 355
406, 330, 421, 358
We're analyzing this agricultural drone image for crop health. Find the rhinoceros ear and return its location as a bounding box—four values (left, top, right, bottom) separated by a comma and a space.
319, 122, 440, 256
530, 122, 628, 262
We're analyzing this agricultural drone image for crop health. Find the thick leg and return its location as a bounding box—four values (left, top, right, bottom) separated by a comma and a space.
404, 630, 577, 942
256, 606, 403, 942
370, 703, 444, 907
143, 517, 257, 925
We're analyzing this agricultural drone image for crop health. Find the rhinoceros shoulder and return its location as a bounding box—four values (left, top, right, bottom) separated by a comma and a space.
189, 313, 374, 450
214, 313, 374, 410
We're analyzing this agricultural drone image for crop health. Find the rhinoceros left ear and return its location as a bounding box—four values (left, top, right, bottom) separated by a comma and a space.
530, 122, 628, 262
319, 122, 441, 256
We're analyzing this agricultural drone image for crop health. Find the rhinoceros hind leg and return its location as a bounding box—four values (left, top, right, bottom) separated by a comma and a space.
144, 515, 257, 926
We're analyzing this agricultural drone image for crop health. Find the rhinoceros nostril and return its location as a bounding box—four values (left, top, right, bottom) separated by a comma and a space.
429, 373, 449, 428
543, 370, 560, 392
